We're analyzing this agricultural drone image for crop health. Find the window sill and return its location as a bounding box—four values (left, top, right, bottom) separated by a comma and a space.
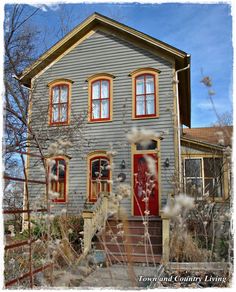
88, 119, 112, 124
132, 115, 159, 120
49, 122, 70, 127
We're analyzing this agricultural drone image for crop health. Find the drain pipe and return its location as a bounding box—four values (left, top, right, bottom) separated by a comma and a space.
174, 62, 190, 192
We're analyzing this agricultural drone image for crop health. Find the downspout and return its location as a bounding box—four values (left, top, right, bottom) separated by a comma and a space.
174, 62, 190, 192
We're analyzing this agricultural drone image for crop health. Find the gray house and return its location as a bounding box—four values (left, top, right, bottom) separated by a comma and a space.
19, 13, 192, 262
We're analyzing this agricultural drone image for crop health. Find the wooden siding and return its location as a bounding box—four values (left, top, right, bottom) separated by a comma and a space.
28, 30, 176, 215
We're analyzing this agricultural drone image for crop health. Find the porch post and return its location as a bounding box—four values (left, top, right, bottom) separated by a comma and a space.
161, 213, 170, 262
82, 210, 93, 256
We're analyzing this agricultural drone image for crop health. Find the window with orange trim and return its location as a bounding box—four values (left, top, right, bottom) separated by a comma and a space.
89, 156, 110, 202
90, 79, 111, 121
50, 158, 67, 202
50, 83, 69, 125
135, 73, 156, 117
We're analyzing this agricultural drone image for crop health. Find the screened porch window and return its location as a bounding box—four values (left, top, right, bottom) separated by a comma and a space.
89, 156, 110, 202
184, 157, 223, 199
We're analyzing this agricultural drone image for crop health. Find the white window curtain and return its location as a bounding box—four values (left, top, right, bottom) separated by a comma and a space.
60, 85, 68, 102
92, 100, 100, 119
136, 76, 145, 94
146, 94, 155, 114
101, 99, 109, 118
92, 81, 100, 99
146, 75, 154, 94
53, 105, 59, 122
52, 86, 59, 103
60, 104, 67, 121
101, 81, 109, 98
136, 95, 145, 115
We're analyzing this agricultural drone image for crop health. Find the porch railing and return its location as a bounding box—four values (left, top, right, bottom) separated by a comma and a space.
82, 193, 109, 256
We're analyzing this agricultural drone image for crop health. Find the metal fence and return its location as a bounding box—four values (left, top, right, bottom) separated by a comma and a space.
3, 150, 53, 288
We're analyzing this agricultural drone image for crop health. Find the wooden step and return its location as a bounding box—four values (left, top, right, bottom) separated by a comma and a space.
103, 234, 162, 244
96, 242, 162, 254
105, 226, 162, 236
107, 219, 162, 228
106, 251, 162, 263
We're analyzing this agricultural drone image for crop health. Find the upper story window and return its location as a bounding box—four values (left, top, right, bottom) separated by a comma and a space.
130, 68, 160, 119
48, 79, 72, 125
48, 156, 69, 203
87, 74, 114, 122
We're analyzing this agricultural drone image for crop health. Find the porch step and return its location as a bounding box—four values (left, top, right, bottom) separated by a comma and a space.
94, 216, 162, 263
104, 234, 162, 244
96, 243, 162, 254
106, 251, 162, 263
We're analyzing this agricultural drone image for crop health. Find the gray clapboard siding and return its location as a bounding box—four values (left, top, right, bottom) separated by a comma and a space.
28, 29, 177, 215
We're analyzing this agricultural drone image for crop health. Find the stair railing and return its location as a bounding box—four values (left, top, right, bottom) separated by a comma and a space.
82, 192, 109, 256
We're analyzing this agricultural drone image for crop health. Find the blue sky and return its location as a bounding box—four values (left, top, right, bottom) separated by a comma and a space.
10, 2, 233, 127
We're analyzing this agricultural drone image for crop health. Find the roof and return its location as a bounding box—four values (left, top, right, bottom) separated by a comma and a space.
18, 12, 191, 127
182, 126, 233, 147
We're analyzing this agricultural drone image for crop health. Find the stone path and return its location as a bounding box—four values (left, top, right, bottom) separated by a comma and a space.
79, 264, 161, 288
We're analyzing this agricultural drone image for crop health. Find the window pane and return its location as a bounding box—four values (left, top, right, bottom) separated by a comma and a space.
136, 76, 145, 94
101, 81, 109, 98
136, 140, 157, 150
58, 181, 64, 199
91, 181, 99, 200
101, 99, 109, 118
92, 159, 100, 178
204, 178, 222, 197
53, 105, 59, 122
60, 85, 68, 102
92, 81, 100, 99
51, 163, 57, 176
146, 75, 154, 93
51, 181, 57, 192
146, 94, 155, 114
204, 158, 222, 177
136, 95, 145, 115
92, 100, 100, 119
60, 104, 67, 122
58, 160, 65, 179
101, 181, 108, 192
101, 159, 109, 177
52, 86, 59, 103
185, 159, 202, 177
186, 178, 203, 197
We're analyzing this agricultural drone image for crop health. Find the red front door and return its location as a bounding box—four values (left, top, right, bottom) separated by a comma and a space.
133, 153, 159, 216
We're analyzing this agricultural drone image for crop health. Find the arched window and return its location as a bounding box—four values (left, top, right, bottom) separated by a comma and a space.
131, 68, 159, 119
48, 157, 68, 202
88, 153, 111, 202
87, 74, 114, 122
48, 79, 72, 125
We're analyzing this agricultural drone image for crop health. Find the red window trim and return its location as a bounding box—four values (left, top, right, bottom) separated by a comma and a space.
90, 79, 111, 122
49, 158, 67, 203
49, 83, 69, 125
134, 73, 157, 118
89, 155, 110, 202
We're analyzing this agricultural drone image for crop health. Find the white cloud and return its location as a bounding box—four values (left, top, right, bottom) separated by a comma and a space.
29, 4, 60, 12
